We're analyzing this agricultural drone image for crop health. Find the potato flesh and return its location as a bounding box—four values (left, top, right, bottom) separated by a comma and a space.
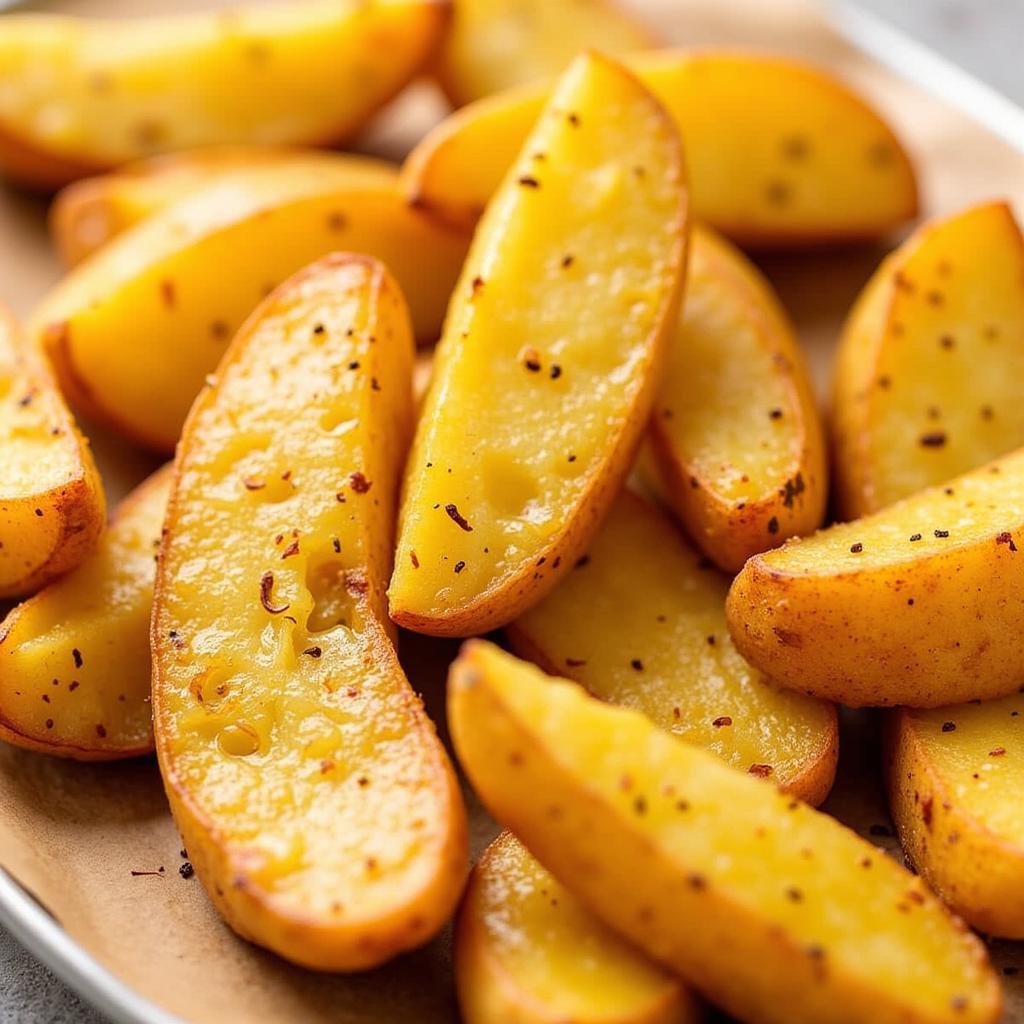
50, 147, 393, 266
34, 164, 468, 451
834, 202, 1024, 514
436, 0, 655, 105
765, 448, 1024, 574
403, 50, 916, 243
0, 465, 170, 758
0, 1, 443, 173
458, 831, 691, 1024
390, 53, 686, 632
449, 642, 1000, 1024
154, 257, 463, 968
511, 491, 836, 803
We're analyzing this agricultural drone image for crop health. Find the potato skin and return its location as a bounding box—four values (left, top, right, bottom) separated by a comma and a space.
887, 707, 1024, 938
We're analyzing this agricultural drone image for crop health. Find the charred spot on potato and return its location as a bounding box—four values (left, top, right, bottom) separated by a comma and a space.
919, 431, 947, 448
764, 179, 791, 206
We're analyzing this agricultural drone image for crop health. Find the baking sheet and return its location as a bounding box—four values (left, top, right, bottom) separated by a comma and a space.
1, 0, 1024, 1021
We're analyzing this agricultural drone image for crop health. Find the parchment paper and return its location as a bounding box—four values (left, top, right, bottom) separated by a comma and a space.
0, 0, 1023, 1020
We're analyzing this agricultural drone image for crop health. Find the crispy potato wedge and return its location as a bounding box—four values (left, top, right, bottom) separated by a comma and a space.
389, 52, 687, 636
50, 146, 393, 266
0, 464, 170, 760
889, 698, 1024, 938
456, 830, 695, 1024
403, 50, 917, 245
648, 225, 827, 571
153, 254, 467, 971
0, 306, 104, 598
509, 490, 837, 805
435, 0, 655, 107
833, 201, 1024, 518
727, 448, 1024, 708
449, 641, 1001, 1024
0, 0, 448, 189
33, 162, 469, 452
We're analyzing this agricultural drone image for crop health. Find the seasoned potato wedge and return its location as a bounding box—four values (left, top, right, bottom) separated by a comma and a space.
727, 448, 1024, 708
648, 225, 827, 571
0, 464, 170, 760
435, 0, 655, 106
509, 490, 837, 804
449, 641, 1001, 1024
456, 830, 695, 1024
833, 201, 1024, 517
889, 698, 1024, 938
50, 147, 394, 266
0, 306, 104, 598
33, 163, 469, 452
389, 52, 687, 636
0, 0, 448, 189
403, 50, 917, 245
153, 254, 467, 971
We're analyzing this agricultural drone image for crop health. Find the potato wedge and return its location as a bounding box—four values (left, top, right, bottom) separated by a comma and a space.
0, 464, 170, 760
33, 162, 469, 452
508, 490, 837, 805
456, 830, 695, 1024
0, 306, 104, 598
648, 225, 827, 571
435, 0, 655, 107
153, 254, 467, 971
0, 0, 448, 189
833, 202, 1024, 518
727, 448, 1024, 708
389, 52, 687, 637
888, 698, 1024, 938
403, 50, 917, 245
448, 641, 1001, 1024
50, 146, 394, 266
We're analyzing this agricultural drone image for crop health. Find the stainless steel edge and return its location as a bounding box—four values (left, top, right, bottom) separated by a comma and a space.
0, 870, 183, 1024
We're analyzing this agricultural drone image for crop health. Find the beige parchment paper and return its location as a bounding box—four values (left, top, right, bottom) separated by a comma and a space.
0, 0, 1023, 1020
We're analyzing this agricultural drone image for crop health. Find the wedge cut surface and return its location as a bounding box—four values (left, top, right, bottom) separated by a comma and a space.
153, 254, 467, 972
889, 698, 1024, 938
0, 0, 448, 188
456, 830, 695, 1024
833, 201, 1024, 517
0, 464, 170, 760
389, 52, 687, 637
403, 50, 917, 245
0, 305, 104, 598
34, 162, 468, 452
727, 448, 1024, 708
50, 147, 395, 266
510, 490, 837, 804
648, 225, 827, 571
435, 0, 655, 106
448, 641, 1001, 1024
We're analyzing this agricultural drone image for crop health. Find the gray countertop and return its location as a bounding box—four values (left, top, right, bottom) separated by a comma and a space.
1, 1, 1022, 1021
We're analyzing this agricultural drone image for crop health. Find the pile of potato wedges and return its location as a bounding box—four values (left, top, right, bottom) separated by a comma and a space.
2, 1, 1024, 1022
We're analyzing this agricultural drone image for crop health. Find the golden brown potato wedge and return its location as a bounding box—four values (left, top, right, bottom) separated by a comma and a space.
0, 464, 170, 760
449, 641, 1001, 1024
509, 490, 837, 805
889, 698, 1024, 938
0, 306, 104, 598
435, 0, 656, 106
727, 448, 1024, 708
389, 52, 687, 637
648, 225, 827, 571
49, 146, 394, 267
33, 162, 469, 452
153, 254, 467, 971
0, 0, 448, 189
403, 50, 917, 245
833, 201, 1024, 518
456, 830, 696, 1024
